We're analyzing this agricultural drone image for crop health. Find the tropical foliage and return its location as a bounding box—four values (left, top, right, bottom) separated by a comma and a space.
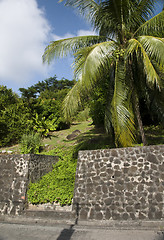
27, 147, 77, 206
43, 0, 164, 147
0, 77, 75, 147
0, 86, 32, 146
20, 133, 42, 154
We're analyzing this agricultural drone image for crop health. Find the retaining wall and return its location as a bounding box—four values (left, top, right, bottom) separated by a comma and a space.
0, 154, 58, 215
1, 145, 164, 221
73, 145, 164, 221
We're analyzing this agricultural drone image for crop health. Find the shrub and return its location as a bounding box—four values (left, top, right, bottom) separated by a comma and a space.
20, 133, 42, 154
32, 113, 58, 137
73, 107, 90, 122
0, 87, 33, 147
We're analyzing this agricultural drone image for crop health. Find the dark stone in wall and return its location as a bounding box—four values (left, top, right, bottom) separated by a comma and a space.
73, 145, 164, 221
0, 154, 58, 215
29, 154, 58, 182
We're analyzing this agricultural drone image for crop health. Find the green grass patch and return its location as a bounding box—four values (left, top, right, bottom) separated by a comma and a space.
27, 146, 77, 206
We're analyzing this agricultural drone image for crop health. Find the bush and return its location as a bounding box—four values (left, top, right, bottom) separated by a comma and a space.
0, 100, 33, 147
0, 86, 34, 147
73, 107, 90, 122
89, 78, 109, 127
32, 113, 58, 137
27, 147, 77, 206
20, 133, 42, 154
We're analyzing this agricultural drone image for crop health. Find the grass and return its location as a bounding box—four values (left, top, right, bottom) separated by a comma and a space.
40, 119, 115, 159
44, 119, 94, 148
0, 120, 163, 154
145, 125, 164, 145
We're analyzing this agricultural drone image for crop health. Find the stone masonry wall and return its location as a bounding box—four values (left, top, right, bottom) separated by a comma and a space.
73, 145, 164, 221
0, 154, 58, 215
29, 154, 58, 183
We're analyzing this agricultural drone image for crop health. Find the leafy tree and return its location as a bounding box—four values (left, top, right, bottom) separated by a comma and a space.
0, 78, 75, 147
0, 98, 32, 146
0, 85, 18, 110
19, 77, 75, 133
19, 87, 38, 100
19, 76, 76, 99
43, 0, 164, 147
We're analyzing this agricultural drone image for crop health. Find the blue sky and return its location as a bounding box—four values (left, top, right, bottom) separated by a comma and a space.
37, 0, 95, 83
0, 0, 163, 93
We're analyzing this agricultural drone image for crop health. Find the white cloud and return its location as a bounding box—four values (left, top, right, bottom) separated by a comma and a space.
0, 0, 51, 86
77, 29, 97, 36
52, 33, 75, 41
52, 29, 97, 41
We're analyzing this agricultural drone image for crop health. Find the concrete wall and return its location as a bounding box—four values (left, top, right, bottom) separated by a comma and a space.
0, 154, 58, 215
73, 145, 164, 221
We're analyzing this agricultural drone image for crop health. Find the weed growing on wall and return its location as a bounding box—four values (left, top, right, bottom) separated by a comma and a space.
27, 146, 77, 206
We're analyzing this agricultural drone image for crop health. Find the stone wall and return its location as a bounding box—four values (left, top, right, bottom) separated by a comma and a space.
73, 145, 164, 221
29, 154, 58, 183
0, 154, 58, 215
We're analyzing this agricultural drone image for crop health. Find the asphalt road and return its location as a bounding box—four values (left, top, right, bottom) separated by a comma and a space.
0, 223, 164, 240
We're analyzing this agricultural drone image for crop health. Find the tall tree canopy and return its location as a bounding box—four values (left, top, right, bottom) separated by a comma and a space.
43, 0, 164, 147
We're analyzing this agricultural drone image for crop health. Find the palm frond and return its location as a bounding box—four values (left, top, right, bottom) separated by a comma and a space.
136, 0, 157, 21
142, 84, 164, 124
137, 36, 164, 67
126, 0, 157, 32
104, 65, 115, 134
62, 80, 82, 120
126, 38, 161, 88
43, 35, 106, 64
111, 59, 136, 147
73, 41, 117, 89
62, 0, 100, 21
134, 10, 164, 37
150, 91, 164, 124
152, 59, 164, 88
92, 0, 137, 39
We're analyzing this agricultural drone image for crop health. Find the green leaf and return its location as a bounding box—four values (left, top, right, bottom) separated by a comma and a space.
126, 38, 161, 88
43, 35, 107, 64
111, 59, 136, 147
134, 10, 164, 37
73, 41, 116, 87
62, 81, 82, 120
137, 36, 164, 67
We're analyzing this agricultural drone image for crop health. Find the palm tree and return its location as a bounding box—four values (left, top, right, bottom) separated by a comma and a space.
43, 0, 164, 147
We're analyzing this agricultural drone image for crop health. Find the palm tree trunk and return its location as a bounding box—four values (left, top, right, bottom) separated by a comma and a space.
129, 63, 147, 146
132, 91, 147, 146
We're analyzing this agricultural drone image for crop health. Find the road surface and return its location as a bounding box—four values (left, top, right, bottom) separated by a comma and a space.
0, 222, 164, 240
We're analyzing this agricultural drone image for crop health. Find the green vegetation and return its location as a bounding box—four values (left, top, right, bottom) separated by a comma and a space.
0, 86, 32, 146
1, 117, 164, 206
26, 119, 113, 206
27, 146, 76, 206
20, 133, 42, 154
27, 121, 164, 206
0, 0, 164, 207
0, 77, 75, 147
44, 0, 164, 147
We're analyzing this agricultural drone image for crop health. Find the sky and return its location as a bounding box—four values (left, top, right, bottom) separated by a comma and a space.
0, 0, 163, 93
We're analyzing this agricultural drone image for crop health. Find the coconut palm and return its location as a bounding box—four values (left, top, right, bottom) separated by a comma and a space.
43, 0, 164, 147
